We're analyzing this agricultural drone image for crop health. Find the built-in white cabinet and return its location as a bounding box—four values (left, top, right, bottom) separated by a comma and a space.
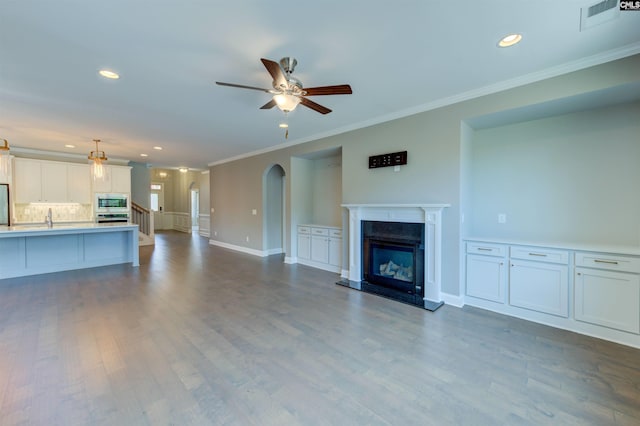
297, 227, 311, 260
14, 158, 90, 204
297, 225, 341, 273
311, 227, 330, 264
465, 239, 640, 348
509, 246, 569, 318
92, 165, 131, 194
575, 252, 640, 334
328, 229, 342, 268
465, 242, 507, 303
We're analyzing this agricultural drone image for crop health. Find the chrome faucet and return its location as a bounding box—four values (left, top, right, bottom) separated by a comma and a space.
45, 208, 53, 228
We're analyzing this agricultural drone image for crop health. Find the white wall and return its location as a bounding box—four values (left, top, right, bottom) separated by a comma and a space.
311, 155, 342, 226
468, 101, 640, 246
209, 55, 640, 297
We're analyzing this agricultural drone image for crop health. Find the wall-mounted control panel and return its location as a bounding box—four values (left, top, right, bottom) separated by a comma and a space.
368, 151, 407, 169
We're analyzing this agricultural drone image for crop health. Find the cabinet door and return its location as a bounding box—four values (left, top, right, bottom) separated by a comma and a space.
41, 162, 68, 202
575, 267, 640, 333
329, 237, 342, 267
510, 259, 568, 317
14, 158, 43, 203
466, 254, 506, 303
297, 234, 311, 260
110, 166, 131, 194
67, 164, 91, 203
311, 235, 329, 263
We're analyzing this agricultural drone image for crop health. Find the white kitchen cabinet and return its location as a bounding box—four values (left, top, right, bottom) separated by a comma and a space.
297, 225, 341, 273
14, 158, 93, 204
575, 252, 640, 334
67, 164, 91, 203
92, 165, 131, 194
465, 242, 507, 303
41, 161, 68, 202
14, 158, 43, 203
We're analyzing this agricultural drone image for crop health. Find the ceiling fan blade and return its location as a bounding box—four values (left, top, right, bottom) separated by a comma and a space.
261, 58, 288, 89
303, 85, 353, 96
216, 81, 272, 93
300, 97, 332, 114
260, 99, 277, 110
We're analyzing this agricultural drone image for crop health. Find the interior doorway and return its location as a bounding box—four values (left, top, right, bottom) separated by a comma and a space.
191, 188, 200, 233
150, 182, 164, 231
263, 164, 286, 256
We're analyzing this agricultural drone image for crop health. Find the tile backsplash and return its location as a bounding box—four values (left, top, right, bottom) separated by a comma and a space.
14, 203, 93, 223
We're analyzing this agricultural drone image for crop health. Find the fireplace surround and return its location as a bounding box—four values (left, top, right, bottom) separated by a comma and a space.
341, 204, 449, 311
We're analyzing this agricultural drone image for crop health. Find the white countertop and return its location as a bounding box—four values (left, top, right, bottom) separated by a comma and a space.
464, 237, 640, 256
0, 222, 138, 237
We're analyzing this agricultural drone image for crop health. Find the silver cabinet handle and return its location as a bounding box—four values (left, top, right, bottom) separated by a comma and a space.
477, 248, 492, 251
594, 259, 618, 265
529, 252, 547, 257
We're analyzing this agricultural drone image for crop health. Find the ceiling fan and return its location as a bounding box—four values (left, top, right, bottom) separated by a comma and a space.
216, 57, 352, 115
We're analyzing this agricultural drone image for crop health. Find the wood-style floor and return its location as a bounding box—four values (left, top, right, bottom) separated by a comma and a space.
1, 231, 639, 425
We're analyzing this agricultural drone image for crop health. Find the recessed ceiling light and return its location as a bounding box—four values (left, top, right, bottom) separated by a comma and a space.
279, 123, 289, 128
140, 153, 148, 157
498, 33, 522, 48
179, 167, 188, 173
64, 144, 75, 148
153, 146, 163, 150
99, 69, 120, 79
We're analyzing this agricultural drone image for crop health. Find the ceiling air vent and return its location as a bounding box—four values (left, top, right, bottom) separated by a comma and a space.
580, 0, 620, 31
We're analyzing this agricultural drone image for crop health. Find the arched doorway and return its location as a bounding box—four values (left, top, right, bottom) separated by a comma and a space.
263, 164, 286, 256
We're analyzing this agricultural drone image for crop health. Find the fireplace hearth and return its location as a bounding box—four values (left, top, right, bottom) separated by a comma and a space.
361, 221, 425, 306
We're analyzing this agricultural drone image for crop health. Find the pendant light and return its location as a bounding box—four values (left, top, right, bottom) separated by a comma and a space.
88, 139, 108, 180
0, 139, 10, 177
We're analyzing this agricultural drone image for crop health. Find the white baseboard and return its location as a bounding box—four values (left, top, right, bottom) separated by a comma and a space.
209, 240, 267, 257
265, 248, 283, 256
341, 269, 349, 280
297, 258, 341, 274
440, 292, 465, 308
284, 256, 297, 264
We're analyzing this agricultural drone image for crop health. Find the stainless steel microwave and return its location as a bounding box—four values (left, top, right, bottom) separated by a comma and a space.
95, 193, 128, 213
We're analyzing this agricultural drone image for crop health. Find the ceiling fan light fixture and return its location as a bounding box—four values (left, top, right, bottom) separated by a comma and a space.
273, 94, 301, 112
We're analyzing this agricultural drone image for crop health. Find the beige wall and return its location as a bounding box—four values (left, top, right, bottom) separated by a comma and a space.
209, 54, 640, 297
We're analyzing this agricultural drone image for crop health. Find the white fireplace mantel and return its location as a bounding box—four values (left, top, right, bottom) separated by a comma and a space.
341, 203, 450, 309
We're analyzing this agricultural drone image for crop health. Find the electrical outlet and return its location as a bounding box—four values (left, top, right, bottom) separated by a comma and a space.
214, 231, 217, 236
246, 236, 250, 242
211, 207, 215, 213
252, 209, 257, 215
498, 214, 507, 224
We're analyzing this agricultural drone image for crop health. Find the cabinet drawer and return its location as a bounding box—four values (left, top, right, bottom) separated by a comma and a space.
311, 227, 329, 236
466, 242, 506, 257
575, 252, 640, 273
329, 229, 342, 238
510, 246, 569, 264
298, 226, 311, 234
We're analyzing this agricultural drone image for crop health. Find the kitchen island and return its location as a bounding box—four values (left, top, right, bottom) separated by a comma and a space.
0, 223, 139, 279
